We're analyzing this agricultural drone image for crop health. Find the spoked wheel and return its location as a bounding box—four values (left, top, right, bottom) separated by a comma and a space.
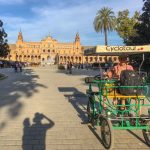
142, 122, 150, 146
100, 116, 114, 149
87, 99, 93, 123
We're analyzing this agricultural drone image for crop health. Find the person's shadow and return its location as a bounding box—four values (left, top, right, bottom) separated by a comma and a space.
22, 113, 54, 150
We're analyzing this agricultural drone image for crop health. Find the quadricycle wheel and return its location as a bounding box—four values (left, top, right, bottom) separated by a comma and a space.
142, 122, 150, 146
100, 115, 114, 149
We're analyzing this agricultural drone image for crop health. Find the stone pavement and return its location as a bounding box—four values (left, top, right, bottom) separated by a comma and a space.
0, 66, 149, 150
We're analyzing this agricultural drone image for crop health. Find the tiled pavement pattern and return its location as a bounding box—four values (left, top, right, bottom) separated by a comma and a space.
0, 66, 149, 150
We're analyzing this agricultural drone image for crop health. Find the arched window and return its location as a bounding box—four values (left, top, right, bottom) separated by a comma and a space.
48, 49, 50, 53
114, 57, 117, 61
95, 57, 97, 62
85, 57, 88, 61
104, 56, 107, 62
60, 56, 63, 60
31, 56, 34, 60
43, 49, 45, 53
99, 57, 102, 61
90, 57, 93, 62
108, 57, 112, 62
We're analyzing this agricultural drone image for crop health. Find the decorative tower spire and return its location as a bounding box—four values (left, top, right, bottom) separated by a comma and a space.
75, 32, 80, 43
17, 30, 23, 42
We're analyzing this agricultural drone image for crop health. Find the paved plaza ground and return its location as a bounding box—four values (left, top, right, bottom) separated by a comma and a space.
0, 66, 149, 150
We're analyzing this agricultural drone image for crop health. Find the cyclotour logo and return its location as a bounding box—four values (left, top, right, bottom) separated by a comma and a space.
106, 46, 144, 52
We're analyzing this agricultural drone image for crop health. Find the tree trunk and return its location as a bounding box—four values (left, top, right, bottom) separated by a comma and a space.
104, 28, 108, 46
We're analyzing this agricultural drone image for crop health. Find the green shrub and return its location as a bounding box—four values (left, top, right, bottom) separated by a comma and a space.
145, 76, 150, 84
58, 65, 65, 70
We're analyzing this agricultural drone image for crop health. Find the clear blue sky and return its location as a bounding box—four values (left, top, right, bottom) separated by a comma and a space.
0, 0, 143, 45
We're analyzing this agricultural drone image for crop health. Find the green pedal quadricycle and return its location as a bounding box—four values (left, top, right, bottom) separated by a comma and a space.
85, 75, 150, 149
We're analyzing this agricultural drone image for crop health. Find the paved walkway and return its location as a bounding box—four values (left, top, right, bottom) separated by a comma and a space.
0, 66, 149, 150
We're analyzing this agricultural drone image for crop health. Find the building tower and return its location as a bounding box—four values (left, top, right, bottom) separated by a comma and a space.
75, 32, 80, 44
17, 30, 23, 43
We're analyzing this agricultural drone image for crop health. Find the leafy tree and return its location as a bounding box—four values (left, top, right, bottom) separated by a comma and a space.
0, 20, 10, 57
131, 0, 150, 45
93, 7, 116, 45
115, 10, 140, 45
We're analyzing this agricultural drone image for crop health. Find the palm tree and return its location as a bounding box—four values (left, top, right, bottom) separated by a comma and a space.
93, 7, 116, 45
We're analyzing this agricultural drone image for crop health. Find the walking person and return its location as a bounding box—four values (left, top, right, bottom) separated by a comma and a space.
14, 62, 19, 73
66, 61, 69, 74
68, 62, 72, 74
19, 62, 23, 72
104, 62, 108, 72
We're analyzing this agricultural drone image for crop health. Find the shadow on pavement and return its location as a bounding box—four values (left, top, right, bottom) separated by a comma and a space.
58, 87, 104, 147
0, 68, 47, 130
127, 129, 146, 144
22, 113, 54, 150
58, 87, 88, 123
58, 86, 149, 148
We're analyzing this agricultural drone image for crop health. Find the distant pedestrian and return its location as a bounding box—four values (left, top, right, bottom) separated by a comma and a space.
68, 62, 72, 74
0, 61, 3, 68
85, 62, 89, 70
104, 63, 108, 72
19, 62, 22, 72
14, 62, 19, 73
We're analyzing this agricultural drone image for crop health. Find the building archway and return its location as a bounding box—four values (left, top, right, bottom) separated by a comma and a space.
31, 56, 34, 62
47, 56, 50, 60
85, 57, 88, 62
64, 56, 66, 63
90, 57, 93, 62
24, 55, 26, 61
94, 57, 97, 62
71, 56, 73, 62
99, 57, 102, 62
79, 57, 81, 63
75, 56, 78, 61
60, 56, 63, 62
67, 56, 70, 61
113, 57, 117, 61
